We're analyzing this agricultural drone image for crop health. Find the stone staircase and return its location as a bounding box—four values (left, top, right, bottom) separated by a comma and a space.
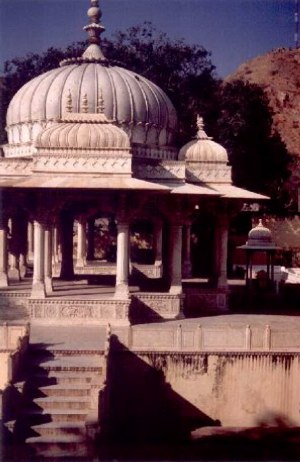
6, 340, 106, 459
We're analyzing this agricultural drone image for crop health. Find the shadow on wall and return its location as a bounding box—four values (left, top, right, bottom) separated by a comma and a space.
103, 335, 218, 446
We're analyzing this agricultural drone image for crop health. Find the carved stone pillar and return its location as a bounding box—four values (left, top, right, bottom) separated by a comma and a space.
60, 212, 74, 280
114, 221, 130, 299
76, 216, 87, 267
8, 216, 21, 281
44, 224, 53, 293
182, 223, 192, 278
0, 213, 8, 287
154, 221, 163, 266
32, 219, 46, 298
27, 221, 34, 261
169, 223, 183, 294
87, 217, 95, 261
215, 215, 229, 289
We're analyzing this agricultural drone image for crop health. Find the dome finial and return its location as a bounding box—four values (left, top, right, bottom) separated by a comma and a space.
82, 0, 107, 61
196, 114, 211, 140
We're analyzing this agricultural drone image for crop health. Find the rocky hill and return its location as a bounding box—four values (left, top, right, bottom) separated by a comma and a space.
226, 47, 300, 183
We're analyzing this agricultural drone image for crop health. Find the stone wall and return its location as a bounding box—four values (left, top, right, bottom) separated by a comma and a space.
109, 349, 300, 436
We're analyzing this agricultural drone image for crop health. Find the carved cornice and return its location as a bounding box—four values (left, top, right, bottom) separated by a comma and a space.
0, 158, 32, 176
186, 163, 232, 184
133, 160, 185, 180
33, 155, 132, 175
3, 144, 34, 158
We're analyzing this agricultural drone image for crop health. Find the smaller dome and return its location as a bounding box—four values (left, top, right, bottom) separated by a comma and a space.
35, 110, 130, 153
247, 220, 275, 248
179, 116, 228, 163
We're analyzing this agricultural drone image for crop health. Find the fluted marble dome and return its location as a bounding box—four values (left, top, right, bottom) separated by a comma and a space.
35, 113, 130, 153
178, 116, 228, 163
247, 220, 274, 248
5, 1, 177, 157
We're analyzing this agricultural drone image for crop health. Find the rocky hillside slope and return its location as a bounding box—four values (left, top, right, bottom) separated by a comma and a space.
226, 47, 300, 175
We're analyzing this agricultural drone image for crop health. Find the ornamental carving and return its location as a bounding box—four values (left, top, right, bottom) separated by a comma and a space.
186, 164, 232, 184
0, 158, 32, 175
134, 161, 185, 180
33, 156, 132, 174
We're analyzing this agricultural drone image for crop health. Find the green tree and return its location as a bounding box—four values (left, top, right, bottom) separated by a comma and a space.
214, 80, 293, 212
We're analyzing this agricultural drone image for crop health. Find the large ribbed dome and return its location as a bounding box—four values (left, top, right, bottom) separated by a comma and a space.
5, 1, 177, 159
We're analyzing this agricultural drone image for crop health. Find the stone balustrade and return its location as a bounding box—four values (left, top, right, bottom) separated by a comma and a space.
118, 323, 300, 353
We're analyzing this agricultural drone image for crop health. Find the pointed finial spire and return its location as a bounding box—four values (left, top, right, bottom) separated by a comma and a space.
82, 94, 89, 113
97, 89, 105, 114
82, 0, 107, 61
196, 114, 212, 140
66, 91, 73, 113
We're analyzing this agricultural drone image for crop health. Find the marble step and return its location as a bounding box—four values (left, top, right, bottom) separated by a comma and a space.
38, 383, 91, 398
32, 371, 102, 386
32, 421, 86, 438
26, 435, 88, 458
24, 408, 89, 423
33, 396, 90, 411
30, 355, 103, 372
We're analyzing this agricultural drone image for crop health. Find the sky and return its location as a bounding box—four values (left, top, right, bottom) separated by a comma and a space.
0, 0, 296, 78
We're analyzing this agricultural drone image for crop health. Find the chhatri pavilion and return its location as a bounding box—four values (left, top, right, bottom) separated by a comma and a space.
0, 0, 265, 325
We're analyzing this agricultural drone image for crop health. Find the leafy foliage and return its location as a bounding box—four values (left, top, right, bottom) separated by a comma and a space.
214, 80, 293, 211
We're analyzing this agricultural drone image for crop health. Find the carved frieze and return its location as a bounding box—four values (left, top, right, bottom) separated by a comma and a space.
0, 157, 33, 175
33, 155, 132, 174
133, 160, 185, 180
28, 298, 130, 324
186, 163, 232, 184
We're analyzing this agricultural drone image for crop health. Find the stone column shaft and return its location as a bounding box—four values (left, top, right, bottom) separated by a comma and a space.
115, 222, 129, 298
216, 216, 229, 289
76, 218, 87, 267
169, 223, 183, 294
182, 224, 192, 278
44, 226, 53, 293
0, 217, 8, 287
87, 218, 95, 261
8, 216, 21, 281
27, 221, 34, 260
154, 221, 163, 264
32, 220, 46, 298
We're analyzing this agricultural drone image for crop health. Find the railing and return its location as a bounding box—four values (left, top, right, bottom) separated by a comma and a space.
121, 323, 300, 353
0, 323, 30, 385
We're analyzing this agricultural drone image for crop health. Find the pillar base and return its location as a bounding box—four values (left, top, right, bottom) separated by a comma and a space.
114, 284, 130, 300
169, 284, 183, 295
45, 277, 53, 294
8, 267, 21, 281
31, 282, 46, 299
75, 258, 86, 268
217, 275, 228, 289
0, 273, 8, 288
182, 261, 192, 278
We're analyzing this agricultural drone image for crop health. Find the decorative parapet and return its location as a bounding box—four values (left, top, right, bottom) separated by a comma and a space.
132, 145, 178, 161
33, 155, 132, 175
0, 323, 28, 351
184, 287, 228, 313
28, 298, 130, 326
75, 262, 163, 278
3, 143, 34, 158
133, 160, 185, 180
131, 293, 184, 321
121, 323, 300, 353
0, 158, 32, 176
186, 162, 232, 184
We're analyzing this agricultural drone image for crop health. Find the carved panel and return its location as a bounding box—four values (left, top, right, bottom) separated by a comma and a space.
28, 299, 130, 324
134, 160, 185, 180
33, 155, 132, 174
0, 158, 32, 175
186, 164, 232, 184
